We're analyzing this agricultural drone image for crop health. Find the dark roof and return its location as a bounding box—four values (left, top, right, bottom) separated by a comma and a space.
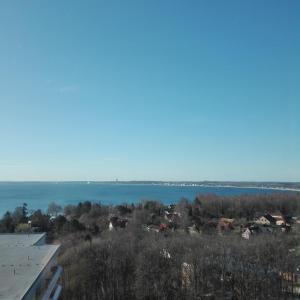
110, 216, 128, 228
264, 214, 276, 224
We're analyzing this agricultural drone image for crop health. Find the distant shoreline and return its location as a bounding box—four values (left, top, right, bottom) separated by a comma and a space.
162, 183, 300, 192
144, 183, 300, 192
0, 181, 299, 192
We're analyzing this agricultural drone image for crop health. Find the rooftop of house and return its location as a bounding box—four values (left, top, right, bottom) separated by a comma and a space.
271, 215, 283, 220
219, 218, 234, 223
257, 214, 277, 223
0, 234, 60, 300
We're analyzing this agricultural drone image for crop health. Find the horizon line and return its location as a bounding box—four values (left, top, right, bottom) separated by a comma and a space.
0, 180, 299, 183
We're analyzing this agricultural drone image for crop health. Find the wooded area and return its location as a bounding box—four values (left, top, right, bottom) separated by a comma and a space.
1, 193, 300, 299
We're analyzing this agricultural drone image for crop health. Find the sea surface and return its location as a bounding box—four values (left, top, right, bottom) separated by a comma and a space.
0, 182, 295, 216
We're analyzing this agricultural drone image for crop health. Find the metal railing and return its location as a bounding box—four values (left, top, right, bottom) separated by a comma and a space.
41, 265, 62, 300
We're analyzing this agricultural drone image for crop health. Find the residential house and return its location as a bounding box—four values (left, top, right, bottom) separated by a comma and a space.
159, 223, 168, 231
108, 216, 128, 230
217, 218, 234, 232
160, 248, 171, 259
187, 224, 199, 235
164, 211, 181, 224
145, 224, 160, 233
242, 227, 252, 240
255, 214, 276, 225
272, 215, 285, 226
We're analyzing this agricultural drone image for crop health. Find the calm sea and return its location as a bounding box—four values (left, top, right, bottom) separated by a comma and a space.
0, 182, 294, 216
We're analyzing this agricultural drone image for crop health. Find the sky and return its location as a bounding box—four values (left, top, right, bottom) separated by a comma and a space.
0, 1, 299, 182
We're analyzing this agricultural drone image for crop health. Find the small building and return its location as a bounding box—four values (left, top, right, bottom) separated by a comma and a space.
0, 233, 62, 300
187, 224, 199, 235
217, 218, 234, 232
145, 225, 160, 233
271, 215, 285, 226
159, 223, 168, 231
255, 214, 276, 225
160, 248, 171, 259
242, 227, 252, 240
182, 262, 194, 288
164, 211, 181, 223
108, 216, 128, 230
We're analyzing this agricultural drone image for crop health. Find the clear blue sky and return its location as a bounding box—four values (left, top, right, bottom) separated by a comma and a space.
0, 1, 299, 181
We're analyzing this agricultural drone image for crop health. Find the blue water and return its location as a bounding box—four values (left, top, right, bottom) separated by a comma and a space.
0, 182, 294, 216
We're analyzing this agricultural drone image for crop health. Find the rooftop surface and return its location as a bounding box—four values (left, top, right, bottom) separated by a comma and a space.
0, 233, 45, 248
0, 234, 59, 300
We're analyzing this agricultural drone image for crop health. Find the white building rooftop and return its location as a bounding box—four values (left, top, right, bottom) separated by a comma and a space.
0, 234, 60, 300
0, 233, 46, 248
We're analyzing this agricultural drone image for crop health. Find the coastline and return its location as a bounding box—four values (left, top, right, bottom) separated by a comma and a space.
0, 180, 299, 192
160, 183, 300, 192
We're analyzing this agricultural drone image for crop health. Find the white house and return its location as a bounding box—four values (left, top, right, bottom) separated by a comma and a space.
242, 228, 252, 240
